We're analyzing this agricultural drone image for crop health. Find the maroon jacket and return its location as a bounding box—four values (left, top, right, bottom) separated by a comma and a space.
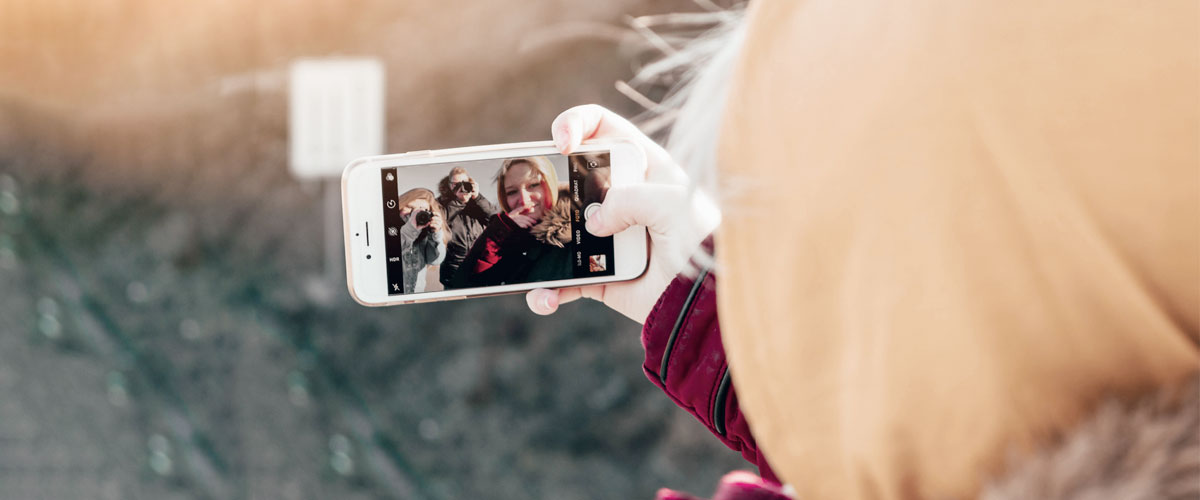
641, 240, 778, 484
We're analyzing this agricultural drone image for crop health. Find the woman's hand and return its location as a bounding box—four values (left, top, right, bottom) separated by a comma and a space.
427, 212, 444, 232
525, 104, 720, 323
507, 207, 538, 229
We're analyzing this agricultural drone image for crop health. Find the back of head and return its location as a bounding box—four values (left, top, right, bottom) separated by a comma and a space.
708, 0, 1199, 498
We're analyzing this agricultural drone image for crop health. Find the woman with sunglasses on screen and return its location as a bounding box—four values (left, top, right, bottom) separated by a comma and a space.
436, 166, 499, 289
450, 156, 573, 289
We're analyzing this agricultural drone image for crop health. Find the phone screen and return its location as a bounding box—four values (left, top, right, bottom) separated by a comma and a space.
379, 152, 614, 295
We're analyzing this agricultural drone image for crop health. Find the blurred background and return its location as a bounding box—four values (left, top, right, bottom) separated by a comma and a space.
0, 1, 747, 499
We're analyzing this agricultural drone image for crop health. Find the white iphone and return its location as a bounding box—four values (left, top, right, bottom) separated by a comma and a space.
341, 139, 649, 306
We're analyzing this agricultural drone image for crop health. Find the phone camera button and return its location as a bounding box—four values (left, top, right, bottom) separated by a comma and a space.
584, 202, 601, 220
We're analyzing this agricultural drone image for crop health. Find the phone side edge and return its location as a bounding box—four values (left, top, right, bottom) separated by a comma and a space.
342, 156, 378, 307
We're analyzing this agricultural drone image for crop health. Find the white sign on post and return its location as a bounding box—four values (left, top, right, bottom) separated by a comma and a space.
289, 58, 386, 298
289, 58, 385, 179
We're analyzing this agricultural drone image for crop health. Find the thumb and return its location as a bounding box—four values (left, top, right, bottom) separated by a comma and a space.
585, 184, 686, 237
525, 287, 592, 315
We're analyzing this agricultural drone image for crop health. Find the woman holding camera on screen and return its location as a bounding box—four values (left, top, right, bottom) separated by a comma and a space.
450, 156, 573, 289
395, 188, 446, 294
436, 167, 500, 288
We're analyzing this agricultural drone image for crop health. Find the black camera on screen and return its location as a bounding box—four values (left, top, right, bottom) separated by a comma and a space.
414, 209, 434, 227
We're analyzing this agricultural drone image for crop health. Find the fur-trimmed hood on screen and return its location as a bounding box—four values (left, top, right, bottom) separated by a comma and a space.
530, 185, 572, 248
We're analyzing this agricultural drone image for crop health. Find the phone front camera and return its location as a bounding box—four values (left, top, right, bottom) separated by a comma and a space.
366, 255, 372, 260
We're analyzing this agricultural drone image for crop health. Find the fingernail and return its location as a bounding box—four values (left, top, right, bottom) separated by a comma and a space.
539, 294, 554, 312
554, 133, 568, 152
655, 488, 697, 500
584, 214, 601, 234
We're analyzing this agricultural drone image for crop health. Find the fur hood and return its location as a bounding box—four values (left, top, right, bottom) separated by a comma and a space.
530, 185, 573, 248
981, 373, 1199, 500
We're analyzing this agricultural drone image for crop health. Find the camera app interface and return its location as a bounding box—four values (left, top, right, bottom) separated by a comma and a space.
380, 152, 614, 295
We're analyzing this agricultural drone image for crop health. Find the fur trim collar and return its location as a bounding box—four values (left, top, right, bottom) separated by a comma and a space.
982, 373, 1199, 500
531, 186, 573, 248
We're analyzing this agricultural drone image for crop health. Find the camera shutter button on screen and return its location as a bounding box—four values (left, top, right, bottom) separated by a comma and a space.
584, 203, 601, 221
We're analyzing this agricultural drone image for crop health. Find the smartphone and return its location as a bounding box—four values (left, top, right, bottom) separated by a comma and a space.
341, 139, 649, 306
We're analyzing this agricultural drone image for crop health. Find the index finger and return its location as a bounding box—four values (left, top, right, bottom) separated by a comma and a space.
551, 104, 687, 185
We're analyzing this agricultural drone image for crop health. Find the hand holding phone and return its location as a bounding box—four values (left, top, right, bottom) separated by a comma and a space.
526, 105, 721, 323
342, 131, 649, 305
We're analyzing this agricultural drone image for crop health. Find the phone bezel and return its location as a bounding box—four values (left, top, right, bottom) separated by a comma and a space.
342, 139, 649, 306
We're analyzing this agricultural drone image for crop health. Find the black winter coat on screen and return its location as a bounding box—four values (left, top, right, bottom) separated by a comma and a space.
437, 195, 499, 288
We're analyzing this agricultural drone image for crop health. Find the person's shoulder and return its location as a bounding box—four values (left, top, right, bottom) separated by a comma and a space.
473, 196, 499, 215
474, 196, 496, 209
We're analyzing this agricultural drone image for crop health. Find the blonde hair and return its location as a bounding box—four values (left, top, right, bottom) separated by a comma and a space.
622, 8, 747, 275
495, 156, 558, 212
627, 10, 746, 205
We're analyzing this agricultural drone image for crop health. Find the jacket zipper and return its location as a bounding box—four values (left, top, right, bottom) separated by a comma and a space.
712, 367, 731, 437
659, 266, 711, 384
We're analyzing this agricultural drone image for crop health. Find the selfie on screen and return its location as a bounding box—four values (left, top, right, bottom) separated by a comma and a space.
379, 152, 615, 295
